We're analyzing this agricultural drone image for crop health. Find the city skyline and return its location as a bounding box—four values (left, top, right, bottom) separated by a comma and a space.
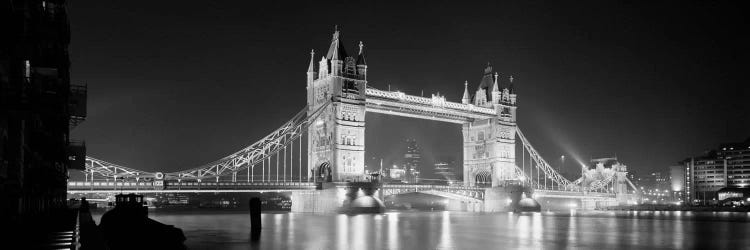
5, 1, 750, 249
69, 1, 747, 176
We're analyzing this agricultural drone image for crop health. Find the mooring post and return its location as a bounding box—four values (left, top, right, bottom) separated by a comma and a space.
249, 197, 261, 231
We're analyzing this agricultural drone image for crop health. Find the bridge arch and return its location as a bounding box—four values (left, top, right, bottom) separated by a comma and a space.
314, 162, 332, 182
474, 171, 491, 187
385, 190, 482, 203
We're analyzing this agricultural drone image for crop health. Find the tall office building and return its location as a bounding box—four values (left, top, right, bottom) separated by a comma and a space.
1, 0, 86, 224
403, 139, 421, 183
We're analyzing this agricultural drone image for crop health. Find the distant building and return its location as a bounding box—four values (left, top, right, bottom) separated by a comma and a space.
681, 138, 750, 205
433, 161, 457, 185
1, 0, 87, 225
669, 166, 685, 192
669, 165, 685, 201
632, 171, 671, 204
638, 171, 669, 191
402, 139, 421, 183
626, 170, 638, 188
388, 165, 406, 181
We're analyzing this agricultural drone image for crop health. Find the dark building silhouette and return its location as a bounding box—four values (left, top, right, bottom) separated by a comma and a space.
1, 0, 86, 225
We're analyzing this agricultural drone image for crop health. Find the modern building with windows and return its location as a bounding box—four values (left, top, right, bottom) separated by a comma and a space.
681, 138, 750, 204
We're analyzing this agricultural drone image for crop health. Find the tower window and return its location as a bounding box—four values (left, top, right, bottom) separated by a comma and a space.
24, 60, 31, 79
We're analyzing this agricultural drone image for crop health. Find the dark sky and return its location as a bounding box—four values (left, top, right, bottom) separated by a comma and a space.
68, 1, 748, 178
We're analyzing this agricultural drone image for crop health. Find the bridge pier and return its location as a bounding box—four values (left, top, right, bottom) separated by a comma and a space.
483, 185, 540, 212
290, 182, 384, 213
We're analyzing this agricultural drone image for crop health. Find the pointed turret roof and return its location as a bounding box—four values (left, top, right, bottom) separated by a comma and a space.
326, 28, 348, 60
356, 41, 367, 65
462, 81, 471, 103
307, 49, 315, 72
474, 63, 494, 102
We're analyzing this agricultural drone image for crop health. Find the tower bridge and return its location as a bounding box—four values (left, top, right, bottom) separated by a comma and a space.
68, 29, 638, 212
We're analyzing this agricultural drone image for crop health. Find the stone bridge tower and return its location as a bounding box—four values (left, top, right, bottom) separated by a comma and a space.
462, 64, 518, 187
307, 29, 368, 182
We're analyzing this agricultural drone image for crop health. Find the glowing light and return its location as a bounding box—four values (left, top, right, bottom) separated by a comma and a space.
567, 203, 577, 208
506, 198, 512, 204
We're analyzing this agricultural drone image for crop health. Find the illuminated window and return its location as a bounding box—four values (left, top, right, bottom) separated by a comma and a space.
24, 60, 31, 79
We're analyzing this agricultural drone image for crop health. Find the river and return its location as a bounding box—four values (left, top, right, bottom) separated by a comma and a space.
91, 209, 750, 250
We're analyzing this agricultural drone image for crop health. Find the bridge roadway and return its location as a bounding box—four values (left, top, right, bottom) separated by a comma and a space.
67, 181, 616, 203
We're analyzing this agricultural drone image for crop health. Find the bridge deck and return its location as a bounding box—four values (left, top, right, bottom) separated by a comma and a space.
365, 88, 497, 123
68, 181, 616, 202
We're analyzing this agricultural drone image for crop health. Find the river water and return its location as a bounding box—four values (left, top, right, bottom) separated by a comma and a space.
92, 210, 750, 250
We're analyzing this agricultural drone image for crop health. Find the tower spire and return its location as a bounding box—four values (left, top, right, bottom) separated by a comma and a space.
307, 49, 315, 73
462, 81, 471, 104
326, 26, 347, 60
492, 72, 500, 92
356, 41, 367, 65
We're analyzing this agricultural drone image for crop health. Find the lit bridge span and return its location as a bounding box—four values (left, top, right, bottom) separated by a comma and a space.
69, 29, 637, 212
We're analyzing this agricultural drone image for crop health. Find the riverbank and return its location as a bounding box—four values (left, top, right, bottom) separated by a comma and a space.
1, 206, 79, 249
602, 204, 750, 212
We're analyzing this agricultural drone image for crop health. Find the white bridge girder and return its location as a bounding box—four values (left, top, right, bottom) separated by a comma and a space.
365, 87, 496, 123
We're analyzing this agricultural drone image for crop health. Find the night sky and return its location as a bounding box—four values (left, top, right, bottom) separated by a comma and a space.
68, 1, 748, 178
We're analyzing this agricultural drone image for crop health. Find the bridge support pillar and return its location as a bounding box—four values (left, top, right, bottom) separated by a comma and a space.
483, 184, 540, 212
291, 182, 384, 213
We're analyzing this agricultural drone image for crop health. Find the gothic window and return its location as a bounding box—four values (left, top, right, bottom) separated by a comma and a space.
343, 80, 357, 95
478, 132, 484, 141
343, 155, 355, 173
345, 57, 356, 75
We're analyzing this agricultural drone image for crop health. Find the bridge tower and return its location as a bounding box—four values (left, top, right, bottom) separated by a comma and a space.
462, 64, 518, 187
307, 29, 368, 182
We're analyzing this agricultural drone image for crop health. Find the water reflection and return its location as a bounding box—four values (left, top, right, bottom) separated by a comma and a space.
336, 214, 348, 250
436, 211, 453, 249
387, 213, 399, 250
87, 210, 750, 250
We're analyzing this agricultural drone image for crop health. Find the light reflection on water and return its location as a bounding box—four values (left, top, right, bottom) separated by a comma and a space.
91, 210, 750, 250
